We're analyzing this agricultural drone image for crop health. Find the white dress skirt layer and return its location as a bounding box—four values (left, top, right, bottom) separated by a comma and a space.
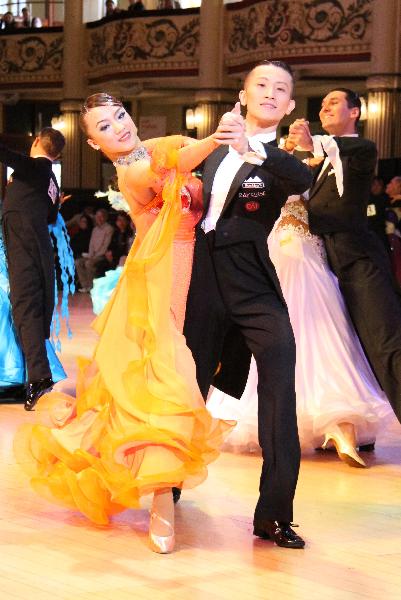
207, 199, 393, 451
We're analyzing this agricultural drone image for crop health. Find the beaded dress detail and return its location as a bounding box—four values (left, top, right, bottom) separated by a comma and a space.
113, 146, 149, 167
275, 197, 326, 264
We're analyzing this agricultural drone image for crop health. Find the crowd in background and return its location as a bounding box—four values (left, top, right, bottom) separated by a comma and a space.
104, 0, 181, 19
65, 203, 135, 293
0, 7, 42, 30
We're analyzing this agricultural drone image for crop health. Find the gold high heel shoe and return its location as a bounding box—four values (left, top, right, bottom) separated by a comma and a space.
322, 431, 367, 468
149, 510, 175, 554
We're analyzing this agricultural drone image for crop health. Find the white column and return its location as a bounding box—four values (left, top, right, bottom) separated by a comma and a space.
195, 0, 233, 138
366, 0, 401, 158
61, 0, 100, 189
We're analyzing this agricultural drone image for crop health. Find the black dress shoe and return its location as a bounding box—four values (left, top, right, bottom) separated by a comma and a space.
0, 384, 26, 403
253, 520, 305, 549
172, 487, 181, 504
358, 442, 375, 452
24, 378, 54, 411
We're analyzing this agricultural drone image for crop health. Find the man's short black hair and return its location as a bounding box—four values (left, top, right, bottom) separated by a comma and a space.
244, 60, 294, 96
328, 87, 361, 126
39, 127, 65, 159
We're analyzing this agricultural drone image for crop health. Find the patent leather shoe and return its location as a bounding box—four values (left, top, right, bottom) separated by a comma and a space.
0, 384, 26, 403
358, 442, 375, 452
253, 520, 305, 549
24, 378, 54, 411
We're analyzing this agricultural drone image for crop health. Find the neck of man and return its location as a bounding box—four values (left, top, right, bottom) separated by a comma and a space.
30, 150, 53, 161
390, 195, 401, 204
324, 123, 357, 137
245, 114, 278, 137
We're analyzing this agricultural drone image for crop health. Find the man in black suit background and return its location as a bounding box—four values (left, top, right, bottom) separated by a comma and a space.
287, 88, 401, 424
184, 61, 312, 548
1, 127, 65, 410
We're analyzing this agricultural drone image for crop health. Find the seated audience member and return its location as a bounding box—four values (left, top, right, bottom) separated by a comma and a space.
75, 208, 114, 292
367, 176, 389, 248
385, 176, 401, 286
1, 11, 16, 30
127, 0, 145, 13
157, 0, 181, 8
70, 215, 93, 259
95, 212, 132, 277
31, 17, 42, 28
105, 0, 120, 18
21, 7, 32, 27
66, 204, 95, 235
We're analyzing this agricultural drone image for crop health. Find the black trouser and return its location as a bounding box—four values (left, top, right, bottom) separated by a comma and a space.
324, 231, 401, 422
212, 242, 300, 523
3, 213, 54, 382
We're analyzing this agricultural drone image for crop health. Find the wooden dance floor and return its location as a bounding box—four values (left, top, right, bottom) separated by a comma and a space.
1, 294, 401, 600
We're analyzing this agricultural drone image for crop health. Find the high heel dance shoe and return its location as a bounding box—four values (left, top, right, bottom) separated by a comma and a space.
322, 431, 366, 468
149, 510, 175, 554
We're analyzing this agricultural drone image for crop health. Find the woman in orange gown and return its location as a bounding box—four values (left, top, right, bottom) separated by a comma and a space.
15, 94, 238, 553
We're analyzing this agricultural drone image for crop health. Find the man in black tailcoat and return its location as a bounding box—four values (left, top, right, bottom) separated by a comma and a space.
184, 61, 312, 548
287, 88, 401, 425
1, 127, 65, 410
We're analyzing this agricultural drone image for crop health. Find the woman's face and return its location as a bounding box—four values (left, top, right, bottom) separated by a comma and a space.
84, 105, 139, 158
79, 216, 89, 230
116, 215, 129, 231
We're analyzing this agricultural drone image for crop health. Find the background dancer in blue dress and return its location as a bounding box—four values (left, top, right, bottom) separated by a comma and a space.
0, 208, 68, 401
0, 129, 74, 406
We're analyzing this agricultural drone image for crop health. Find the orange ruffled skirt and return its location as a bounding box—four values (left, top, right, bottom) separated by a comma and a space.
15, 151, 234, 525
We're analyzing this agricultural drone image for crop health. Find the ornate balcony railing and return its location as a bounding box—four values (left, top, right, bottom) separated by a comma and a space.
0, 27, 63, 89
86, 9, 200, 85
225, 0, 372, 75
0, 2, 374, 91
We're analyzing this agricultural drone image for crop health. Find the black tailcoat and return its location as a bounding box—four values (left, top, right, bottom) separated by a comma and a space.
185, 143, 312, 398
0, 143, 60, 382
184, 142, 312, 523
308, 136, 401, 422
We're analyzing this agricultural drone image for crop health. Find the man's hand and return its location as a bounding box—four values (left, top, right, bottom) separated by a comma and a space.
212, 102, 248, 154
286, 119, 314, 152
60, 192, 72, 205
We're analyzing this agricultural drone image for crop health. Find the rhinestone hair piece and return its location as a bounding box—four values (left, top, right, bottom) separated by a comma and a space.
113, 146, 150, 167
81, 97, 122, 115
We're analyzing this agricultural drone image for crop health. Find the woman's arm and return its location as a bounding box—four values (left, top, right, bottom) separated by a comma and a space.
176, 136, 218, 173
124, 113, 243, 195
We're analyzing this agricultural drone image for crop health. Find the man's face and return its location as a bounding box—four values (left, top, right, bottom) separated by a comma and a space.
371, 179, 384, 195
95, 211, 106, 226
239, 64, 295, 127
386, 177, 401, 198
319, 91, 359, 135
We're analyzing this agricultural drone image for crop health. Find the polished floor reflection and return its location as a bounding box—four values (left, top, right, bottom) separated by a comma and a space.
1, 294, 401, 600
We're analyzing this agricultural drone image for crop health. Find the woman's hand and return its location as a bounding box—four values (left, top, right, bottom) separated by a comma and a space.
212, 102, 248, 154
286, 119, 313, 152
60, 192, 72, 204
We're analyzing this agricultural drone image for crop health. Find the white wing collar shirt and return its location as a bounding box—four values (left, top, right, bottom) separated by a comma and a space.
202, 131, 277, 233
311, 133, 359, 197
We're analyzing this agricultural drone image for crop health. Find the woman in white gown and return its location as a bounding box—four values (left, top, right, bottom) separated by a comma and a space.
208, 195, 392, 467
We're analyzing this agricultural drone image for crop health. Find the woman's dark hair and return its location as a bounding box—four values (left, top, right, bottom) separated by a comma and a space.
79, 214, 93, 229
79, 93, 123, 135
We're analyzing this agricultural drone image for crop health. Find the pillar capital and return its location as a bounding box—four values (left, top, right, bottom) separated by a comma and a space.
60, 99, 83, 114
366, 74, 401, 91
